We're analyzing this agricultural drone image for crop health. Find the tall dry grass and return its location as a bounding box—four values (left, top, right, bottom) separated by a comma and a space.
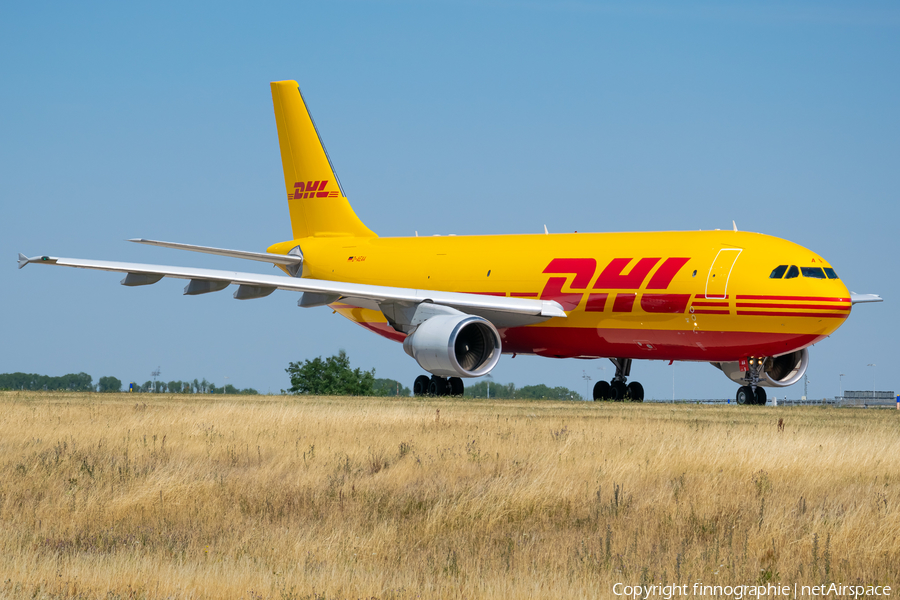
0, 391, 898, 599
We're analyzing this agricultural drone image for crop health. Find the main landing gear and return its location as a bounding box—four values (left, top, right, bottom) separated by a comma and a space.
736, 357, 768, 405
413, 375, 464, 397
593, 358, 644, 402
736, 385, 766, 405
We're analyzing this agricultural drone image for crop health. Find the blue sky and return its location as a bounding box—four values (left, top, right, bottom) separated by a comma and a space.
2, 1, 897, 399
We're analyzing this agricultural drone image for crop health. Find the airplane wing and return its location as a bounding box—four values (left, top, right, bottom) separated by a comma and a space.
850, 292, 883, 305
17, 252, 566, 330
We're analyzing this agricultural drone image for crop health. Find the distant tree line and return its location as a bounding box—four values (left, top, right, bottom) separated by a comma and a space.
1, 356, 577, 399
133, 378, 258, 395
0, 372, 258, 395
0, 372, 97, 392
464, 380, 582, 400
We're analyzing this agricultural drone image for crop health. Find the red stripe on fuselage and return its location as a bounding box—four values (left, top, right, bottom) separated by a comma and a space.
585, 293, 608, 312
613, 293, 636, 312
736, 302, 850, 310
641, 293, 691, 314
736, 295, 850, 303
736, 311, 849, 319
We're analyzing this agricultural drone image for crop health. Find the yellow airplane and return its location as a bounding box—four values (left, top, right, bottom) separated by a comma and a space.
18, 80, 882, 404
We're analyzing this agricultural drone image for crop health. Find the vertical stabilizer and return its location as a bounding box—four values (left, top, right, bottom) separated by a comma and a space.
271, 80, 376, 239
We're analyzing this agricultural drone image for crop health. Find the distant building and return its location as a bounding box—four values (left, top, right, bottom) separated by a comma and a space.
836, 390, 896, 407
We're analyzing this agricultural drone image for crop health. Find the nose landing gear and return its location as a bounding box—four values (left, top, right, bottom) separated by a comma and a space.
593, 358, 644, 402
736, 358, 768, 405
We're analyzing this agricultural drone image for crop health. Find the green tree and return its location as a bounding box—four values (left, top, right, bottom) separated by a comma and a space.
98, 376, 122, 392
58, 372, 94, 391
286, 350, 375, 396
372, 378, 411, 397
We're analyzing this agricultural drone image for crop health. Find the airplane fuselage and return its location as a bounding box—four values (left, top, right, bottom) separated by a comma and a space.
269, 229, 851, 363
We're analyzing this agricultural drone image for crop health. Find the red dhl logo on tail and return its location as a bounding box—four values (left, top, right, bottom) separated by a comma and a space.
540, 257, 692, 314
292, 180, 339, 199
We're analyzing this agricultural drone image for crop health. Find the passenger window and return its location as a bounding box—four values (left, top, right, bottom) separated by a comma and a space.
824, 268, 839, 279
785, 265, 799, 279
801, 267, 826, 279
769, 265, 788, 279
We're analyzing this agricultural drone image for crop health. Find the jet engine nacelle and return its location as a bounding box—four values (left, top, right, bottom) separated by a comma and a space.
402, 314, 501, 378
712, 348, 809, 388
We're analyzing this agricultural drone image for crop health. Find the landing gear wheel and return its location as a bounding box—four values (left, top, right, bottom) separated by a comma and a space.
448, 377, 464, 396
428, 376, 449, 396
626, 381, 644, 402
413, 375, 430, 397
593, 381, 611, 401
610, 381, 627, 401
736, 385, 753, 405
754, 386, 767, 406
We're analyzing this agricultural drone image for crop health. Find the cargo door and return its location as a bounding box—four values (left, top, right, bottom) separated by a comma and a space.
705, 248, 741, 299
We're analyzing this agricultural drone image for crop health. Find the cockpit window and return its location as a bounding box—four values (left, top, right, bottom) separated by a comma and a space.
769, 265, 788, 279
824, 267, 839, 279
801, 267, 826, 279
785, 265, 800, 279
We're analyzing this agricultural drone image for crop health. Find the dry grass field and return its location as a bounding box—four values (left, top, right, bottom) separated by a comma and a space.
1, 391, 898, 599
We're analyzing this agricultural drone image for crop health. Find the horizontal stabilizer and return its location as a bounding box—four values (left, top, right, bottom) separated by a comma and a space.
130, 238, 303, 273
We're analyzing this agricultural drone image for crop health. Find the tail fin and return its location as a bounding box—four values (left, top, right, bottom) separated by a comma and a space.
270, 80, 376, 239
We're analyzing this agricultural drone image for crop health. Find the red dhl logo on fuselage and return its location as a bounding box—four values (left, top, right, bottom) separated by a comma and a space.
540, 257, 691, 313
291, 180, 339, 200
